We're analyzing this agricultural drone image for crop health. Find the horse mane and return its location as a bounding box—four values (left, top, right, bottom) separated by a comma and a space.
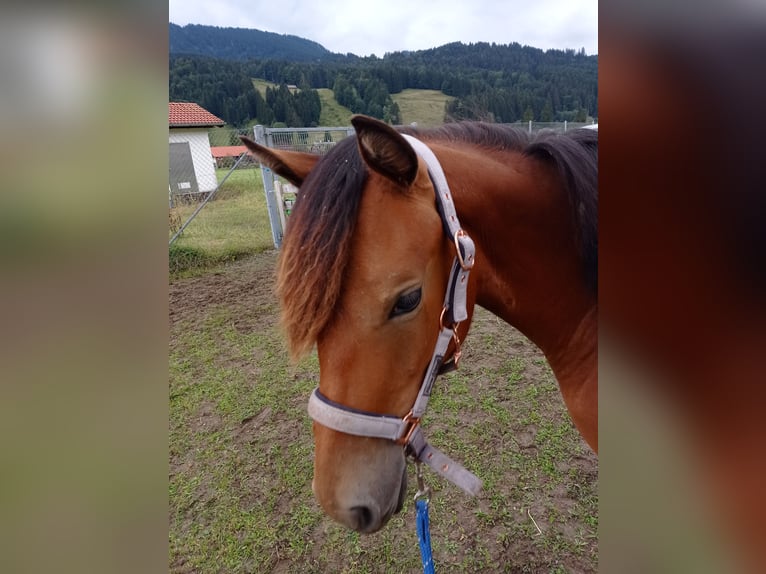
277, 123, 598, 359
525, 128, 598, 295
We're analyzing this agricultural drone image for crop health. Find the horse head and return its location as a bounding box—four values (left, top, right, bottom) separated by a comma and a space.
242, 116, 475, 532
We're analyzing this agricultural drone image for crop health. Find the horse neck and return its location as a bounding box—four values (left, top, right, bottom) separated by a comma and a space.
436, 142, 597, 416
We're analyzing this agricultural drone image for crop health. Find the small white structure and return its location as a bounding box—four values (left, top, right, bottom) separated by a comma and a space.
168, 102, 225, 200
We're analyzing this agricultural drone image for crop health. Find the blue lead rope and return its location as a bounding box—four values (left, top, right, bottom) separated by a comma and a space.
416, 498, 435, 574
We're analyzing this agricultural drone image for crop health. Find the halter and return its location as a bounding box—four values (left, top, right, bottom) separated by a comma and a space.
307, 134, 483, 496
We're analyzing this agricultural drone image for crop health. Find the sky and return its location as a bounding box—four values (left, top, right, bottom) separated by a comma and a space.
168, 0, 598, 57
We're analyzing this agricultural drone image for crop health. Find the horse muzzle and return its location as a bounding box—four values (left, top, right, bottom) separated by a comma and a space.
335, 465, 407, 533
312, 428, 408, 533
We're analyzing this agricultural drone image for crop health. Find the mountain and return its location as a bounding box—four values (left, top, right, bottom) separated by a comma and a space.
169, 24, 597, 127
169, 23, 340, 62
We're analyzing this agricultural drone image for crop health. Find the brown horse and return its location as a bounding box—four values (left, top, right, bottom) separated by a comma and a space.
241, 116, 597, 533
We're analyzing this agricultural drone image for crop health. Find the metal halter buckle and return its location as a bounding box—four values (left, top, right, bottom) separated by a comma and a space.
396, 411, 421, 446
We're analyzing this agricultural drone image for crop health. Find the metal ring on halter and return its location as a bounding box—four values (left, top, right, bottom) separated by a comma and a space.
439, 306, 451, 330
395, 411, 421, 446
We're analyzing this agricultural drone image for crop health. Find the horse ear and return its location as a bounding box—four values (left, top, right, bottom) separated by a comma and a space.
240, 136, 319, 186
351, 115, 418, 187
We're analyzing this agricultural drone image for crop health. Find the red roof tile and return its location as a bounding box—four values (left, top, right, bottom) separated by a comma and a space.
169, 102, 225, 127
210, 145, 248, 158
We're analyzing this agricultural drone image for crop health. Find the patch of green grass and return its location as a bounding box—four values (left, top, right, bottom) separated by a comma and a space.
479, 395, 513, 426
252, 78, 279, 99
392, 89, 454, 127
536, 418, 579, 480
170, 311, 319, 572
169, 167, 273, 277
501, 356, 526, 383
430, 372, 472, 414
317, 88, 353, 126
168, 245, 213, 276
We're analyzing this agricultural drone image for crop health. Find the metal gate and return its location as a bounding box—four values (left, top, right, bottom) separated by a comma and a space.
252, 125, 355, 248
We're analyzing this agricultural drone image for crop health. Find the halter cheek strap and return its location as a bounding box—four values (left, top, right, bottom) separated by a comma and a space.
306, 134, 483, 496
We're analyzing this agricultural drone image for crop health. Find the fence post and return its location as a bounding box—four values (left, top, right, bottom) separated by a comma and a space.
528, 120, 532, 134
564, 120, 568, 132
254, 125, 285, 249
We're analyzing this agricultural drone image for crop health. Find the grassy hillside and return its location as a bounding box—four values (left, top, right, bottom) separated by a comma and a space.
252, 80, 352, 126
317, 88, 353, 126
392, 89, 453, 127
252, 78, 278, 99
250, 80, 450, 128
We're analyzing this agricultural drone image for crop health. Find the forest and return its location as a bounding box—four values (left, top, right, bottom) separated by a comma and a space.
169, 24, 598, 127
169, 23, 339, 62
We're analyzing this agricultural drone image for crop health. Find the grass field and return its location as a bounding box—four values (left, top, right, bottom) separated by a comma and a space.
249, 79, 451, 127
169, 167, 274, 277
252, 78, 277, 99
317, 88, 353, 126
392, 89, 454, 127
169, 251, 598, 572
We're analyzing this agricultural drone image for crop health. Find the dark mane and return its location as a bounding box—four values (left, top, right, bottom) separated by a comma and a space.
399, 121, 534, 152
526, 128, 598, 295
277, 124, 598, 358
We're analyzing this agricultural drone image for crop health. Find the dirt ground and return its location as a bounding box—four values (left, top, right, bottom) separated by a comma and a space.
170, 252, 597, 573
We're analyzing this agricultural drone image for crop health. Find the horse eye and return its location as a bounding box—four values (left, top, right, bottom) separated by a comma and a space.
390, 288, 422, 318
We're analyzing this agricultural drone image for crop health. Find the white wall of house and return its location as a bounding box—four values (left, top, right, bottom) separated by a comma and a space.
169, 128, 218, 193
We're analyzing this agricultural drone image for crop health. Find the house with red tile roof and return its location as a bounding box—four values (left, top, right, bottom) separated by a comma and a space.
169, 103, 225, 200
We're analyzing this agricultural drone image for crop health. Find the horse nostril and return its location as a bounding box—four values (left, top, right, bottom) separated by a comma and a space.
350, 505, 375, 531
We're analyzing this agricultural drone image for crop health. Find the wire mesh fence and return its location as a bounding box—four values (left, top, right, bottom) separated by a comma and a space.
168, 126, 273, 275
512, 120, 597, 133
264, 126, 354, 155
169, 126, 257, 208
254, 125, 355, 248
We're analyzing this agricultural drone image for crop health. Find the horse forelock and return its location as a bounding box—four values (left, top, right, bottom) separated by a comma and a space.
276, 136, 368, 359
